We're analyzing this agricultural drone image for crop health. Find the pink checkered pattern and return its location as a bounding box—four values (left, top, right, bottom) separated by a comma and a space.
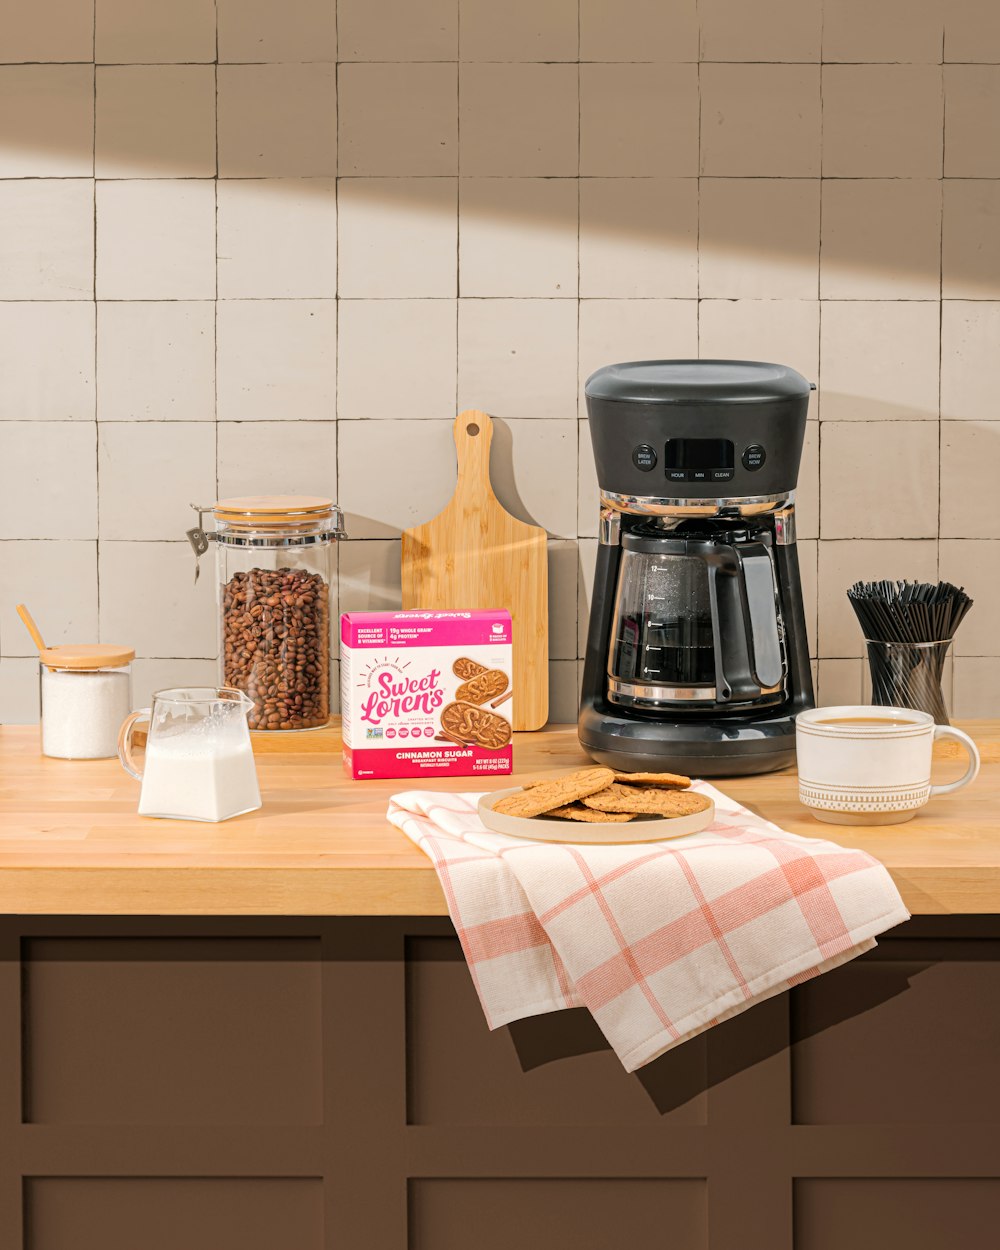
387, 782, 909, 1071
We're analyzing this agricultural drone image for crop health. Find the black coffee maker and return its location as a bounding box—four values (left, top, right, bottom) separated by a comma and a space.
579, 360, 814, 777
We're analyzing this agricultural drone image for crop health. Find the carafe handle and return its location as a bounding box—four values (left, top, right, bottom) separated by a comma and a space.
117, 708, 150, 781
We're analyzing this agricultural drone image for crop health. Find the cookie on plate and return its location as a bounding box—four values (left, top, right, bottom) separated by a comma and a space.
581, 783, 711, 817
611, 770, 691, 789
547, 803, 635, 823
493, 767, 615, 818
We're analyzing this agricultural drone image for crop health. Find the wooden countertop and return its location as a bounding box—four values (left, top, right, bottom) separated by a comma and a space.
0, 722, 997, 916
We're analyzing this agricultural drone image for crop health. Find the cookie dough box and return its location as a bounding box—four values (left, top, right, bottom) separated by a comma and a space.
340, 610, 513, 780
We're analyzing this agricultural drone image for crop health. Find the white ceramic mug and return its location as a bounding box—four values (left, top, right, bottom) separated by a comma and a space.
796, 705, 980, 825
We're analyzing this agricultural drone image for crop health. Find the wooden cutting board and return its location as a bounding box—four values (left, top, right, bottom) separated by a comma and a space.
401, 411, 549, 731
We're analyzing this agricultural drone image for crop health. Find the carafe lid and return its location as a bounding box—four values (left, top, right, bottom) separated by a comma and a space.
41, 644, 134, 670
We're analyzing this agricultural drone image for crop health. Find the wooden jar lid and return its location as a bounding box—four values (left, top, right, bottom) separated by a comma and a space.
40, 644, 135, 671
213, 496, 334, 529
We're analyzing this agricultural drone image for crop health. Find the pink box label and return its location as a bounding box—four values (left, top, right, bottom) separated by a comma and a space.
340, 610, 513, 781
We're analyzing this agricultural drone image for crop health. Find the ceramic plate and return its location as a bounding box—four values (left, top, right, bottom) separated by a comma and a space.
478, 787, 715, 844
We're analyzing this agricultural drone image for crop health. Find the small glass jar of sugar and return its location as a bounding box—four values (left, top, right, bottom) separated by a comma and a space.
39, 645, 135, 760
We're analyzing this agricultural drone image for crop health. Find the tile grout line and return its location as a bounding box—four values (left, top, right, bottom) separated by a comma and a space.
91, 6, 100, 643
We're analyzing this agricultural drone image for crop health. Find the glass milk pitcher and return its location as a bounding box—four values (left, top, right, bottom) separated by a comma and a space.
117, 687, 262, 822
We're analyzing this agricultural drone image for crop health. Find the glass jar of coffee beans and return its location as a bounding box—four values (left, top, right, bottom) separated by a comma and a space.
188, 497, 346, 731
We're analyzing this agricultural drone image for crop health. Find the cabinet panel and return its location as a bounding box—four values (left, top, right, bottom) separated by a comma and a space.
23, 938, 322, 1125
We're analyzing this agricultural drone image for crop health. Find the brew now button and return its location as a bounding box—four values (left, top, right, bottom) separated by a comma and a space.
742, 444, 766, 471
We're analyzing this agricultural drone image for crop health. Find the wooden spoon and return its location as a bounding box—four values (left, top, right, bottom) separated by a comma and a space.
15, 604, 46, 653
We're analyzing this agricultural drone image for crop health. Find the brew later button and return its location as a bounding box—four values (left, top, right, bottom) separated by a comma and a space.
632, 444, 657, 471
742, 444, 766, 471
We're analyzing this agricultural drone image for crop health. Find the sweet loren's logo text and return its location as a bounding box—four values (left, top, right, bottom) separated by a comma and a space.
359, 667, 444, 726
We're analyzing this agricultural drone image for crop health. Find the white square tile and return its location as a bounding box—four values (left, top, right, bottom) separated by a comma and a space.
131, 658, 220, 709
941, 301, 1000, 421
216, 422, 338, 499
218, 179, 337, 298
217, 300, 336, 421
97, 302, 214, 422
0, 66, 93, 177
953, 658, 1000, 718
99, 541, 216, 658
547, 539, 577, 661
817, 540, 939, 657
460, 64, 578, 177
939, 540, 1000, 657
338, 179, 457, 299
820, 302, 940, 421
699, 179, 820, 300
98, 423, 217, 542
459, 179, 577, 298
339, 0, 454, 60
820, 180, 941, 301
0, 180, 94, 300
941, 421, 1000, 538
0, 658, 39, 724
97, 0, 216, 62
218, 0, 337, 62
576, 536, 599, 659
816, 658, 863, 708
96, 180, 216, 300
580, 63, 698, 177
579, 299, 698, 417
338, 63, 457, 177
457, 300, 578, 421
218, 64, 337, 178
5, 0, 93, 61
490, 417, 578, 539
797, 537, 818, 659
580, 0, 698, 61
698, 300, 819, 390
797, 421, 819, 541
461, 0, 576, 60
825, 0, 943, 62
0, 423, 96, 540
338, 300, 456, 420
944, 66, 1000, 178
547, 659, 580, 724
0, 541, 98, 655
822, 65, 943, 179
578, 418, 600, 538
700, 0, 821, 60
943, 180, 1000, 300
820, 422, 938, 539
0, 303, 94, 422
338, 420, 457, 538
580, 179, 697, 297
946, 0, 1000, 63
338, 539, 402, 615
96, 66, 216, 180
700, 64, 821, 177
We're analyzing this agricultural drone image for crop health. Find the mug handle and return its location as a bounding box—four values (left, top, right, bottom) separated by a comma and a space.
117, 708, 150, 781
929, 725, 980, 798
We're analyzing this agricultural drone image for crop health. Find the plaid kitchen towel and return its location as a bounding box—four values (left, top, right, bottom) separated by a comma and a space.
387, 783, 909, 1072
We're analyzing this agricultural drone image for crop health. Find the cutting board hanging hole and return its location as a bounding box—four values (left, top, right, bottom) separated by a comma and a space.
466, 422, 480, 436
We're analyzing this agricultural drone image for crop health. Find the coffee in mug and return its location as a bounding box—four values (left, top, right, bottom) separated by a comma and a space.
796, 705, 979, 825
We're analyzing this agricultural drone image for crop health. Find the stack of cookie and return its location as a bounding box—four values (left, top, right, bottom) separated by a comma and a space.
494, 767, 712, 823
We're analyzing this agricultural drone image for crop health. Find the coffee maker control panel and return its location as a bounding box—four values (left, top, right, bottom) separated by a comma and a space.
662, 438, 738, 484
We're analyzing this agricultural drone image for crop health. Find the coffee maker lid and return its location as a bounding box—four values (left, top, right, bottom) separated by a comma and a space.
585, 359, 812, 406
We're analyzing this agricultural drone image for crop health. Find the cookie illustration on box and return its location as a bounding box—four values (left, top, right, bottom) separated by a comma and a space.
341, 611, 513, 780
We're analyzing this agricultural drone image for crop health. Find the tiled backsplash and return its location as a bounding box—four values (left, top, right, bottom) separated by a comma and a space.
1, 0, 998, 722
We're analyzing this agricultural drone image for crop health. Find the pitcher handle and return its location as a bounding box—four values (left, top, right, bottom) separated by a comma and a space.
930, 725, 980, 797
117, 708, 150, 781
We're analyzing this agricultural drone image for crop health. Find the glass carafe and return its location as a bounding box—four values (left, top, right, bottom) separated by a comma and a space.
118, 687, 262, 822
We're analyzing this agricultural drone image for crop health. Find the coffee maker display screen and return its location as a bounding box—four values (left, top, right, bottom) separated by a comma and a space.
663, 438, 735, 471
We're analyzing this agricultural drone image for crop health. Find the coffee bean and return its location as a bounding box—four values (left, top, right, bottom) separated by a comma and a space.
222, 566, 330, 731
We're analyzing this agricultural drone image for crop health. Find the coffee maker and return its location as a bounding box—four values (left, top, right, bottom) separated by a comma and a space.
579, 360, 814, 777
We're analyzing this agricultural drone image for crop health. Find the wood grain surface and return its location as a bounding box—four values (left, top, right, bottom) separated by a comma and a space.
0, 722, 998, 916
400, 410, 548, 731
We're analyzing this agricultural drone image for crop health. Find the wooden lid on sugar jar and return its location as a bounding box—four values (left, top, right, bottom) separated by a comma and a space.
40, 644, 135, 671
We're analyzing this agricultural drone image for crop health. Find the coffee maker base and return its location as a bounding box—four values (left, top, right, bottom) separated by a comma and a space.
578, 706, 799, 778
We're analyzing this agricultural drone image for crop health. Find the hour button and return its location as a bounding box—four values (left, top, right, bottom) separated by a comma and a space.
632, 444, 657, 471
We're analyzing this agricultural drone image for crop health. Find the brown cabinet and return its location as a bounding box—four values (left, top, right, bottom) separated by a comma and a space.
2, 915, 999, 1249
